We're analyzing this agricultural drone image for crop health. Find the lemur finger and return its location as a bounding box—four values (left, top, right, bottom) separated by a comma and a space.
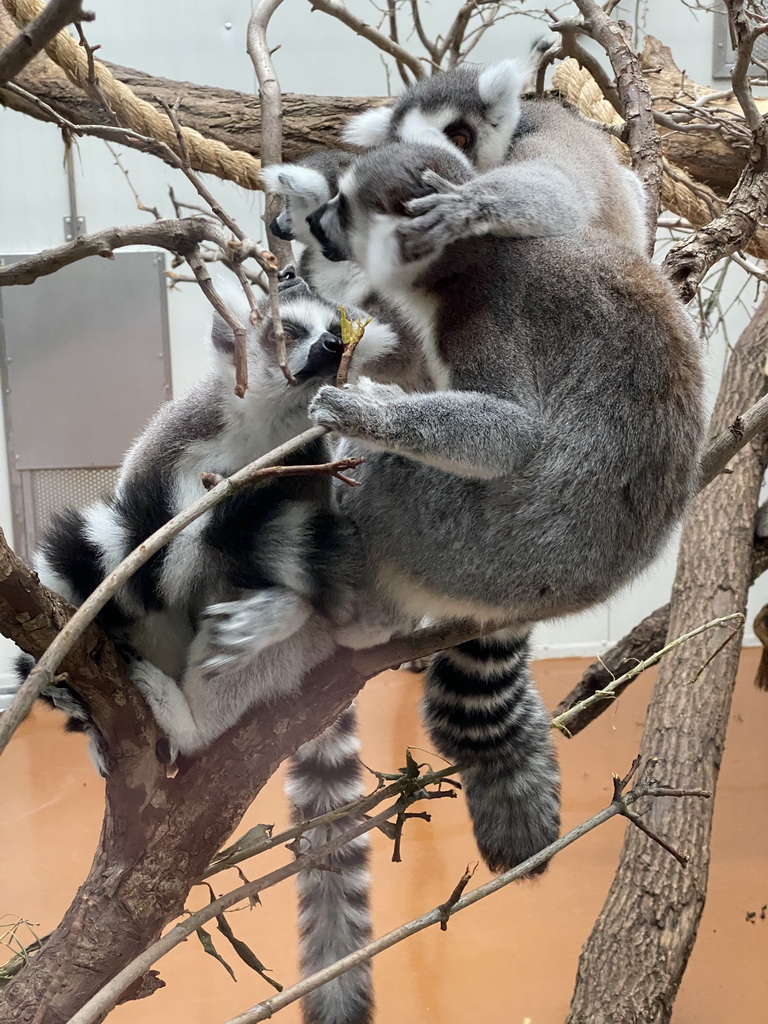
420, 168, 459, 193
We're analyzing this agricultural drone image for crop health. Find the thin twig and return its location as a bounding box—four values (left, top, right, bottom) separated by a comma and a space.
186, 250, 249, 396
0, 0, 90, 86
202, 765, 459, 879
0, 425, 329, 756
218, 768, 710, 1024
550, 612, 744, 735
308, 0, 424, 79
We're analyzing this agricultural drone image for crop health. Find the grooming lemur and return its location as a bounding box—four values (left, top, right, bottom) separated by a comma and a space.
344, 59, 649, 256
305, 136, 705, 877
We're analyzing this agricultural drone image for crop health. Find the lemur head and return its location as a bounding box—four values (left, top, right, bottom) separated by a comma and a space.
211, 277, 396, 394
344, 61, 526, 172
307, 141, 474, 288
261, 150, 354, 248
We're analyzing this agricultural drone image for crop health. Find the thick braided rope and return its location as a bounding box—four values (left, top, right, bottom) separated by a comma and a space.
553, 58, 768, 260
4, 0, 263, 190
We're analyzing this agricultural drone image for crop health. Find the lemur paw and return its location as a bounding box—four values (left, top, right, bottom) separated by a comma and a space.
400, 174, 473, 261
128, 660, 181, 764
310, 378, 404, 438
193, 591, 311, 677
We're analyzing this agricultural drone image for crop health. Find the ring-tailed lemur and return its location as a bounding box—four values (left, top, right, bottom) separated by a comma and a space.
26, 277, 401, 764
306, 138, 705, 875
22, 277, 390, 1024
262, 152, 436, 394
343, 59, 649, 259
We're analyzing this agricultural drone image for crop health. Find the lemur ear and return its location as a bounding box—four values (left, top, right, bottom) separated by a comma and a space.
261, 164, 331, 204
211, 313, 236, 363
478, 60, 526, 123
343, 105, 395, 148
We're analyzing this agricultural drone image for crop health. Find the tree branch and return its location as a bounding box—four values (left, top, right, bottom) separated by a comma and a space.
662, 2, 768, 300
218, 769, 710, 1024
571, 0, 662, 250
308, 0, 424, 80
0, 0, 89, 86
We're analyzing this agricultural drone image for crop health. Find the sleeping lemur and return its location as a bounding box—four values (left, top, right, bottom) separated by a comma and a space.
306, 136, 705, 879
343, 59, 649, 257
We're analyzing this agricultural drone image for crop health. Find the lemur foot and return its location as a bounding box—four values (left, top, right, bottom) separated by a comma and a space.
128, 659, 181, 764
192, 590, 312, 677
309, 377, 406, 439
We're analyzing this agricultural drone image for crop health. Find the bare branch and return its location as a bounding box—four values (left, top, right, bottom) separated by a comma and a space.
186, 250, 250, 396
0, 0, 90, 86
218, 770, 709, 1024
550, 613, 744, 736
247, 0, 293, 267
308, 0, 424, 80
662, 3, 768, 298
0, 424, 328, 756
699, 391, 768, 486
571, 0, 662, 249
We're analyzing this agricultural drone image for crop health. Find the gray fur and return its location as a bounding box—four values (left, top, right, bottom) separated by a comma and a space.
344, 61, 649, 256
307, 138, 705, 872
263, 150, 436, 394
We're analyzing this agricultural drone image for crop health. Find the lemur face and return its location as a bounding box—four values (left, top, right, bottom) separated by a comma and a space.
259, 283, 346, 384
261, 152, 353, 249
211, 280, 345, 387
344, 61, 525, 173
307, 141, 473, 287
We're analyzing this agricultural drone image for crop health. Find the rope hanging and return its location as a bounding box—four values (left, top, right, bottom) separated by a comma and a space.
3, 0, 264, 190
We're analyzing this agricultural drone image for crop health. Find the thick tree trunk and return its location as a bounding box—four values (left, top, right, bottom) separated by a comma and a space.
565, 297, 768, 1023
0, 529, 474, 1024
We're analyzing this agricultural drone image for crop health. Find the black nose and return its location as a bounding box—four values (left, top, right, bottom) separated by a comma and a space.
320, 332, 344, 354
307, 208, 347, 262
269, 215, 295, 241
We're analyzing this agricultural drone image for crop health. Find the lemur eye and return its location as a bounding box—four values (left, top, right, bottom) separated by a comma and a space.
443, 122, 473, 152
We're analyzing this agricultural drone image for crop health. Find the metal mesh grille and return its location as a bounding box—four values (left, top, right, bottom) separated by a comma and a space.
21, 467, 117, 555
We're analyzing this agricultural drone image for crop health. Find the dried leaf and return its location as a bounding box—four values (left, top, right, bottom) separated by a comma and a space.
195, 926, 237, 981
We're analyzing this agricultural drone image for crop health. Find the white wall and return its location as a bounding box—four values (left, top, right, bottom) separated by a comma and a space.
0, 0, 764, 683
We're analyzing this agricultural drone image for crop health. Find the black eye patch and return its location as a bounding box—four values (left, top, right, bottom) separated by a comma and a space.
443, 120, 475, 153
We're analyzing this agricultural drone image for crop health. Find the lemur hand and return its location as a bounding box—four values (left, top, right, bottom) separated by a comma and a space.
310, 377, 406, 440
398, 170, 474, 262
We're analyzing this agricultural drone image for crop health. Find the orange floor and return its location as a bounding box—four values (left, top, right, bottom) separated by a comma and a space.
2, 652, 767, 1024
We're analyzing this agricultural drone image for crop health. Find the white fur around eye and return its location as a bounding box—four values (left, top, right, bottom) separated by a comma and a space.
343, 105, 395, 148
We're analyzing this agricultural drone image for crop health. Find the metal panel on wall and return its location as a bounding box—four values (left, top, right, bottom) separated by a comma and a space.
0, 251, 172, 557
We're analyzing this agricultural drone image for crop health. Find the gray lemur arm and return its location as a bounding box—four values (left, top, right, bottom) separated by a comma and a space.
398, 164, 586, 262
309, 378, 542, 479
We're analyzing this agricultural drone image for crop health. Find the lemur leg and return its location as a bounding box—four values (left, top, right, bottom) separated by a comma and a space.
132, 595, 336, 757
422, 626, 560, 873
310, 378, 542, 479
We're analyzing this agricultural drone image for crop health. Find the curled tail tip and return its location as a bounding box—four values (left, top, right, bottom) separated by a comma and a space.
425, 628, 561, 876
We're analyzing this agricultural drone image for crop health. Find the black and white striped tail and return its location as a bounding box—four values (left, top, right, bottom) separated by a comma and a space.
423, 627, 560, 874
286, 707, 373, 1024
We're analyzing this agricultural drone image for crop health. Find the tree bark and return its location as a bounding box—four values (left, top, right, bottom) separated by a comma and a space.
0, 6, 385, 172
0, 522, 477, 1024
565, 297, 768, 1023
